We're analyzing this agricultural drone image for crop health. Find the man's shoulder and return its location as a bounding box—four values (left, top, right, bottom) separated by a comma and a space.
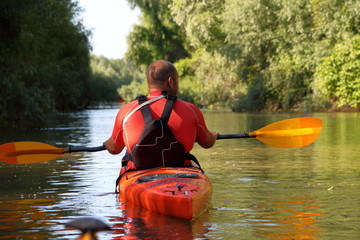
119, 100, 139, 112
176, 99, 201, 112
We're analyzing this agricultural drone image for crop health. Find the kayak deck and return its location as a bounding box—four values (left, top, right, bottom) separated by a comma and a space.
119, 167, 212, 220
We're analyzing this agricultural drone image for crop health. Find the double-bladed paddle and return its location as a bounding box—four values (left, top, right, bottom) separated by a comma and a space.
0, 117, 322, 165
217, 117, 322, 148
0, 142, 105, 165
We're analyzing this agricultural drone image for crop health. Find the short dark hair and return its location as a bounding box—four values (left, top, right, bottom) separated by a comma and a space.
147, 60, 177, 86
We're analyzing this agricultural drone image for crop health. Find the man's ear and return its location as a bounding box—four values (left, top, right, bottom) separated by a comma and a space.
167, 77, 175, 89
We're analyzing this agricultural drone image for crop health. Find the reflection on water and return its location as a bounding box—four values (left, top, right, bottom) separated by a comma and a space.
253, 197, 323, 239
110, 198, 210, 239
0, 199, 59, 239
0, 109, 360, 239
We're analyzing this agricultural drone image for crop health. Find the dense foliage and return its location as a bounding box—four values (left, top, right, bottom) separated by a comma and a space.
314, 36, 360, 109
0, 1, 142, 128
1, 0, 359, 128
124, 0, 360, 111
0, 0, 93, 127
125, 0, 189, 65
90, 56, 144, 102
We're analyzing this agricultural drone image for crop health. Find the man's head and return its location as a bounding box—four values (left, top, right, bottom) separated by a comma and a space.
146, 60, 178, 95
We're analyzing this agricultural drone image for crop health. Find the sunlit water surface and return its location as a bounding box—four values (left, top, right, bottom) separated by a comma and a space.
0, 108, 359, 239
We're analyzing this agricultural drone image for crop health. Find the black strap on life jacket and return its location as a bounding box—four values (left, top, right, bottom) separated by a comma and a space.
130, 93, 187, 170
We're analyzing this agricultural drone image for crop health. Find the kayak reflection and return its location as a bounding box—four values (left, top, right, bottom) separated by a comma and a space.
0, 198, 61, 239
253, 197, 324, 239
110, 197, 211, 239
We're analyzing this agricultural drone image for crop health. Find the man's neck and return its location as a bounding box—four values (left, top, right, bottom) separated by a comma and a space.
149, 89, 163, 96
149, 86, 164, 92
149, 86, 176, 96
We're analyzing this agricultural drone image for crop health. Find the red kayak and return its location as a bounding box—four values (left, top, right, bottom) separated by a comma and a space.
118, 167, 212, 220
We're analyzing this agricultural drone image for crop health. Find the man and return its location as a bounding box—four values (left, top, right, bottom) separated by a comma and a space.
104, 60, 218, 172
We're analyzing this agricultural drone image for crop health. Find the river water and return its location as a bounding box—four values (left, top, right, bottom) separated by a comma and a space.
0, 107, 359, 239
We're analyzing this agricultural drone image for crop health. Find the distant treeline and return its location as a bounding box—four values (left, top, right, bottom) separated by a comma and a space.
123, 0, 360, 111
1, 0, 359, 128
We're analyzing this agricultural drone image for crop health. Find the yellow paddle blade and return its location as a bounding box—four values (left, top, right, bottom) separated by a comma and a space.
0, 142, 65, 164
250, 117, 322, 148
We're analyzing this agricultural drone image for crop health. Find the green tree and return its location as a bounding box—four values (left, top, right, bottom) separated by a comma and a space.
0, 0, 92, 127
90, 56, 145, 102
170, 0, 242, 108
171, 0, 226, 51
125, 0, 189, 66
170, 0, 360, 111
118, 77, 148, 102
314, 36, 360, 108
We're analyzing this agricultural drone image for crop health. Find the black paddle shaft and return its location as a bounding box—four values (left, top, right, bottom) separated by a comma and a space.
66, 134, 252, 152
67, 145, 106, 153
65, 134, 252, 152
217, 133, 251, 139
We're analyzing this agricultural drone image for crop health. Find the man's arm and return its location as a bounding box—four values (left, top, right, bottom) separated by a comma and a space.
197, 131, 219, 149
104, 138, 124, 154
189, 103, 219, 149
